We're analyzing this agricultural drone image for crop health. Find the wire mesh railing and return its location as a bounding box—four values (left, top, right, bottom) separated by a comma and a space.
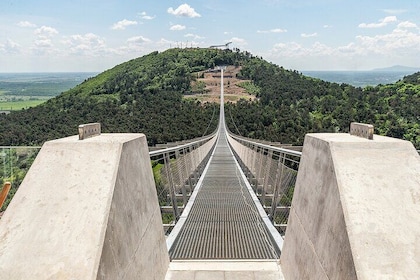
149, 132, 218, 234
0, 146, 41, 212
0, 133, 218, 232
226, 133, 301, 237
1, 131, 297, 237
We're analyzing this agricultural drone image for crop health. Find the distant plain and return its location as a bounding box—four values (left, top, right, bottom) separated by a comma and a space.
0, 70, 417, 111
0, 72, 97, 110
302, 70, 416, 87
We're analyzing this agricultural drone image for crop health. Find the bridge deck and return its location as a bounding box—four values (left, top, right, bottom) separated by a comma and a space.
169, 129, 280, 260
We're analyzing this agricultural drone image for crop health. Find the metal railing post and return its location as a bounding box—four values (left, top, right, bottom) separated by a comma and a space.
183, 147, 193, 194
261, 149, 273, 207
256, 147, 265, 195
270, 153, 286, 220
175, 150, 188, 207
163, 152, 179, 220
252, 144, 260, 191
224, 131, 301, 236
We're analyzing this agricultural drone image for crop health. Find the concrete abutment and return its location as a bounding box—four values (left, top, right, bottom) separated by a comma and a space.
0, 134, 169, 279
281, 133, 420, 279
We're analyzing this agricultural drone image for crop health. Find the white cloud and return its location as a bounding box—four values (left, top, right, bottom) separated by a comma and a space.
383, 9, 407, 15
257, 28, 287, 34
337, 43, 361, 54
270, 41, 333, 58
266, 41, 366, 70
153, 38, 185, 50
397, 21, 417, 29
383, 16, 398, 23
156, 38, 175, 46
224, 31, 232, 35
358, 16, 397, 28
0, 39, 21, 54
267, 22, 420, 70
34, 26, 58, 37
185, 33, 204, 39
229, 37, 248, 47
301, 32, 318, 38
111, 19, 138, 30
356, 27, 420, 54
17, 21, 37, 28
139, 12, 155, 20
116, 36, 152, 54
31, 38, 57, 55
127, 36, 151, 44
62, 33, 107, 56
168, 4, 201, 18
31, 26, 58, 55
270, 42, 304, 57
323, 25, 332, 28
170, 24, 186, 31
34, 39, 53, 48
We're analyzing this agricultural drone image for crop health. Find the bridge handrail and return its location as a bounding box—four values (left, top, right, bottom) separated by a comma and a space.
148, 130, 218, 233
227, 132, 302, 157
0, 146, 42, 149
225, 129, 301, 237
149, 130, 217, 157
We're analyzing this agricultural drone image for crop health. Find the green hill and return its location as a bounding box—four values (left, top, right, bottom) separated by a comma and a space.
0, 48, 419, 150
2, 48, 418, 212
0, 48, 251, 146
402, 71, 420, 85
225, 63, 420, 149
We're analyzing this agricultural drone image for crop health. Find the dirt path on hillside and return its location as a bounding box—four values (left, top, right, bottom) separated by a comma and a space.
185, 66, 257, 103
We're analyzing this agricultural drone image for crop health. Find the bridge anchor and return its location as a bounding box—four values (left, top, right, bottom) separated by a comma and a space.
349, 122, 374, 140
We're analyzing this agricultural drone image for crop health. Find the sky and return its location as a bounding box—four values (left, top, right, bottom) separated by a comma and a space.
1, 0, 420, 72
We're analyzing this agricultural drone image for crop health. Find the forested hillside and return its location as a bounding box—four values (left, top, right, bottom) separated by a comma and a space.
226, 60, 420, 149
0, 48, 418, 150
0, 48, 249, 145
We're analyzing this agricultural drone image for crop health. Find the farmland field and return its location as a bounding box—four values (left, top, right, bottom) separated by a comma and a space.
0, 72, 97, 111
0, 100, 47, 111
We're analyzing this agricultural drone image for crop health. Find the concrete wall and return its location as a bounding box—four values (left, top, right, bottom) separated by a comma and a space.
0, 134, 169, 279
281, 133, 420, 279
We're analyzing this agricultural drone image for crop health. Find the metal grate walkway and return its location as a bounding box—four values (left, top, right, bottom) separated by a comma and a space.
168, 128, 280, 259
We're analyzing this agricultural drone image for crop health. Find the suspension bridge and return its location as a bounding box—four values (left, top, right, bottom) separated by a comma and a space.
0, 69, 419, 279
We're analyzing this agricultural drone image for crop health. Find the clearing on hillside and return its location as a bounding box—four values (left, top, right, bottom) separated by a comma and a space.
186, 66, 258, 103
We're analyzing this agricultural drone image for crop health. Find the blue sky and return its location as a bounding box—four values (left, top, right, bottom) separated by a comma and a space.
1, 0, 419, 72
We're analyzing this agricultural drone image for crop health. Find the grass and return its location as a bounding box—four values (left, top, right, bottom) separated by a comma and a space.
237, 81, 261, 95
183, 94, 252, 103
0, 99, 47, 111
224, 95, 250, 102
183, 94, 218, 102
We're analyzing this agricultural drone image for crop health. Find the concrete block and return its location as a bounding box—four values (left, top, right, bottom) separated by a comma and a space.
195, 271, 224, 280
281, 209, 329, 280
225, 271, 254, 280
165, 260, 285, 279
0, 134, 169, 279
281, 133, 420, 279
165, 270, 195, 280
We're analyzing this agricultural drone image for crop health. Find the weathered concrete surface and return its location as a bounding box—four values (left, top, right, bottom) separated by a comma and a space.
281, 133, 420, 280
165, 260, 284, 280
0, 134, 169, 279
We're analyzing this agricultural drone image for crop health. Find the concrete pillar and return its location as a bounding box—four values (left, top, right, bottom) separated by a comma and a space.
0, 134, 169, 279
281, 133, 420, 279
